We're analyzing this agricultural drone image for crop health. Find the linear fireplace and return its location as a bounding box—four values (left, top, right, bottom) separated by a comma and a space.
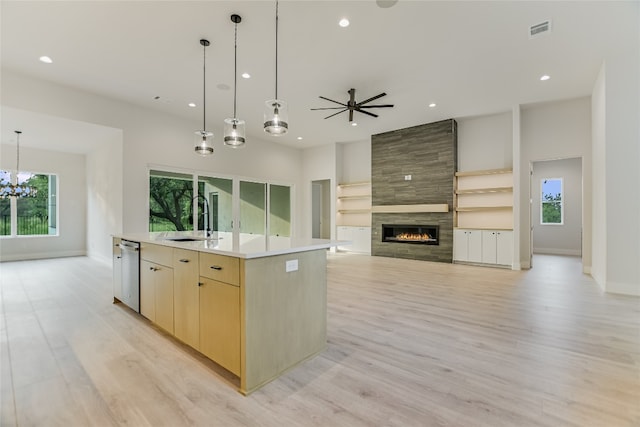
382, 224, 439, 245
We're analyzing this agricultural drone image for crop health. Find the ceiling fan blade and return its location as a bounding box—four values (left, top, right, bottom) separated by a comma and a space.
360, 104, 394, 108
324, 109, 348, 119
357, 109, 379, 118
311, 107, 348, 110
358, 92, 387, 105
319, 96, 346, 106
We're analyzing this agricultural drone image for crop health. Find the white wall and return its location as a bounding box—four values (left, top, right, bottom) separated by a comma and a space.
301, 143, 337, 239
591, 66, 606, 285
532, 158, 582, 256
518, 97, 592, 271
338, 139, 371, 183
1, 71, 305, 258
597, 5, 640, 294
0, 146, 87, 261
457, 112, 513, 171
86, 133, 124, 264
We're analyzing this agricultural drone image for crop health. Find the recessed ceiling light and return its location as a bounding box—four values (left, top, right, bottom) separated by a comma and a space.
429, 103, 437, 108
339, 18, 350, 28
242, 73, 251, 79
297, 136, 303, 140
351, 122, 358, 127
188, 102, 196, 108
540, 75, 550, 81
39, 56, 53, 64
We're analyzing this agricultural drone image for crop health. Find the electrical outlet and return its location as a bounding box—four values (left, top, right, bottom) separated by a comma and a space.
404, 175, 412, 181
286, 259, 298, 272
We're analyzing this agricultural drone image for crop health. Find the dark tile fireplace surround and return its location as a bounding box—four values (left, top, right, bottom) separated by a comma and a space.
371, 119, 457, 263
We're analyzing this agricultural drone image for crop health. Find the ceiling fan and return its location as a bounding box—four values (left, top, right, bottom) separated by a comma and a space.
311, 88, 393, 122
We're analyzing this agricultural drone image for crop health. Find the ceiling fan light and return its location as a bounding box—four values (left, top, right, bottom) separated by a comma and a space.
223, 118, 246, 147
264, 99, 289, 135
194, 130, 214, 155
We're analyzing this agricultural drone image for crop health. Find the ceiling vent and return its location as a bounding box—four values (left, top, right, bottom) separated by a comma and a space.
529, 20, 552, 38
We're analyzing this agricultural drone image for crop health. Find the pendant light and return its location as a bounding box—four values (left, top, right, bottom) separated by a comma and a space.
0, 131, 37, 198
263, 0, 289, 136
194, 39, 214, 155
224, 14, 246, 147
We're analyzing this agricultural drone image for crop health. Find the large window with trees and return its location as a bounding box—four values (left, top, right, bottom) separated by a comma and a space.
541, 178, 563, 225
149, 170, 194, 232
0, 171, 58, 237
149, 169, 291, 237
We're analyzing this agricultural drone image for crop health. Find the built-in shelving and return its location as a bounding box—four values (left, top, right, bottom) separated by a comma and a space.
454, 168, 513, 230
337, 182, 372, 226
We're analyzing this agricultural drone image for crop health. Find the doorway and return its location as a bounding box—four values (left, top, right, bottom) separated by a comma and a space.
311, 180, 331, 239
530, 158, 583, 267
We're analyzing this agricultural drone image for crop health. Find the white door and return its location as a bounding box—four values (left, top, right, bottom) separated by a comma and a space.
496, 231, 513, 266
467, 230, 483, 263
482, 230, 498, 264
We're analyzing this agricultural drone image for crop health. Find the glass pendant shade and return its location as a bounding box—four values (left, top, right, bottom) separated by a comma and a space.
223, 118, 246, 147
263, 99, 289, 136
194, 130, 214, 155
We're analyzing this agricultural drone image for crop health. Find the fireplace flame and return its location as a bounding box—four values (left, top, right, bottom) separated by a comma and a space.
395, 232, 431, 241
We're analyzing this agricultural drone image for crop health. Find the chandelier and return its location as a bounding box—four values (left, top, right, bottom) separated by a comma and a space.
0, 131, 37, 198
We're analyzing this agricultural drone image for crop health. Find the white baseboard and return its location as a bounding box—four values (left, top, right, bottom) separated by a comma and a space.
583, 265, 592, 275
0, 250, 86, 262
607, 281, 640, 296
533, 247, 582, 256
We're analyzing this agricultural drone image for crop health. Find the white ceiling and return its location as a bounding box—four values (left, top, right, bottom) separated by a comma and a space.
0, 1, 632, 151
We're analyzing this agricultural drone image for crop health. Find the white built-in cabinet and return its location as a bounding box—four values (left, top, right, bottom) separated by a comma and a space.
336, 182, 371, 253
337, 226, 371, 253
453, 229, 482, 263
453, 168, 514, 268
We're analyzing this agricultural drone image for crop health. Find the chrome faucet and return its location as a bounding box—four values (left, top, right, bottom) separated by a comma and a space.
193, 194, 211, 237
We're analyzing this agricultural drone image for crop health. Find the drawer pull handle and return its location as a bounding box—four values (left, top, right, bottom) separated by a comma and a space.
198, 282, 203, 287
179, 259, 190, 263
210, 265, 223, 271
149, 267, 159, 271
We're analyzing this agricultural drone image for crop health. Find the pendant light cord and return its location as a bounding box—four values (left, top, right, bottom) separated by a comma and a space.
233, 20, 238, 120
275, 0, 279, 100
15, 131, 21, 177
203, 41, 207, 132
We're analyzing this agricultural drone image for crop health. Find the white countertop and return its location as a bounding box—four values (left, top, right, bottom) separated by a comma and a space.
116, 231, 346, 259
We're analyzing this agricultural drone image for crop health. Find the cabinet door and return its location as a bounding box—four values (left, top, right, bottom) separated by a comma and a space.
467, 230, 483, 263
113, 238, 122, 301
496, 231, 513, 266
354, 227, 372, 253
336, 226, 354, 251
140, 260, 174, 333
154, 265, 174, 334
481, 231, 498, 264
199, 277, 240, 376
173, 249, 200, 349
140, 260, 156, 322
453, 229, 469, 261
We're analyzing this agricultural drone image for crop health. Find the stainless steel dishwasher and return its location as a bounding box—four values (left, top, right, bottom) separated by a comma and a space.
119, 240, 140, 312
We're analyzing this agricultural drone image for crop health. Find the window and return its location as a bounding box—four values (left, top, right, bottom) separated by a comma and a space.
149, 170, 194, 232
541, 178, 563, 225
0, 170, 58, 237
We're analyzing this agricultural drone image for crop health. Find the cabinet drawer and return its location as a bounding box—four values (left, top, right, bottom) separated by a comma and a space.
199, 252, 240, 286
140, 242, 173, 266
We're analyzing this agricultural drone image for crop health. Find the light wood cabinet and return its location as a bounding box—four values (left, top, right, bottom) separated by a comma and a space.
199, 277, 240, 376
112, 237, 122, 301
140, 243, 174, 334
140, 259, 174, 333
453, 229, 482, 263
173, 248, 200, 350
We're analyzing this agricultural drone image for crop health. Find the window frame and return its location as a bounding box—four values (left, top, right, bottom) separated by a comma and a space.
0, 170, 60, 238
540, 177, 564, 226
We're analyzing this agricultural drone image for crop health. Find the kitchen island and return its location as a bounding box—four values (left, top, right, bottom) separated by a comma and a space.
113, 231, 340, 395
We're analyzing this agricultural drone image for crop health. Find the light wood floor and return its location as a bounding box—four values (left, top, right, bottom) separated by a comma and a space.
1, 254, 639, 426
